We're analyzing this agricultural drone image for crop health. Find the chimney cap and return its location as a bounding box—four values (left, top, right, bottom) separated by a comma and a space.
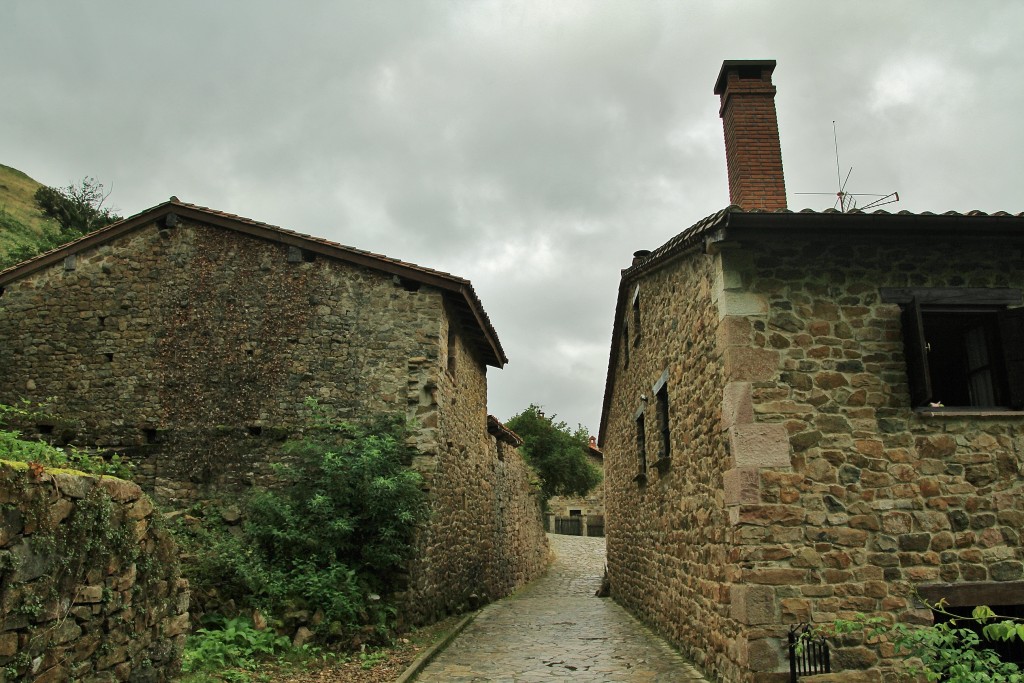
714, 59, 777, 95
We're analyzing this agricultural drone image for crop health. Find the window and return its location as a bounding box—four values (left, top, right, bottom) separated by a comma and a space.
933, 604, 1024, 667
887, 288, 1024, 409
635, 409, 647, 482
652, 369, 671, 466
656, 384, 670, 460
918, 582, 1024, 667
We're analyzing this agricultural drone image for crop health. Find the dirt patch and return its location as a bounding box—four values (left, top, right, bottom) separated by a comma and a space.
257, 615, 465, 683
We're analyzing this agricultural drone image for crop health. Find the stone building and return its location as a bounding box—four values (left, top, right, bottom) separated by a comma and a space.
546, 436, 606, 536
0, 198, 548, 623
599, 60, 1024, 682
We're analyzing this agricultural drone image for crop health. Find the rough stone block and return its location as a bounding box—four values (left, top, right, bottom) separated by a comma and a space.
724, 468, 761, 505
729, 423, 791, 469
745, 636, 781, 671
719, 291, 769, 319
731, 584, 777, 625
724, 347, 779, 382
717, 316, 753, 351
722, 381, 754, 430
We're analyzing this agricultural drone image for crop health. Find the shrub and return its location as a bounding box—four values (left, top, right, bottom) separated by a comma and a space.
175, 409, 428, 643
810, 604, 1023, 682
0, 402, 133, 478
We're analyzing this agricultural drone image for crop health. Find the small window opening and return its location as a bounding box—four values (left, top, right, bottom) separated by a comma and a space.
636, 413, 647, 477
248, 426, 263, 437
302, 250, 316, 263
656, 384, 671, 461
569, 509, 582, 517
245, 349, 254, 357
0, 287, 6, 298
394, 275, 421, 292
143, 428, 158, 444
98, 316, 106, 327
37, 424, 54, 435
104, 353, 114, 362
933, 604, 1024, 667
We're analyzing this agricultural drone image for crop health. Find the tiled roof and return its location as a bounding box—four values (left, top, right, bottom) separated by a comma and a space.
0, 197, 507, 367
487, 415, 523, 447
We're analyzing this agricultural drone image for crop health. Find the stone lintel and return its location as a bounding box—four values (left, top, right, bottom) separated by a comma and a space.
728, 423, 791, 469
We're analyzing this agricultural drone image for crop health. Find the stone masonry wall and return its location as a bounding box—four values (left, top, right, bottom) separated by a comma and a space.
721, 236, 1024, 681
604, 250, 744, 681
0, 462, 188, 682
0, 218, 451, 503
0, 217, 548, 628
403, 309, 548, 623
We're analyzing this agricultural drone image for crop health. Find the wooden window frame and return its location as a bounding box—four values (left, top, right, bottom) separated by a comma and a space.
884, 288, 1024, 410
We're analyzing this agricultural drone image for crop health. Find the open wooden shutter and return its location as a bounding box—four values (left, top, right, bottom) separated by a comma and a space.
998, 307, 1024, 409
901, 297, 932, 407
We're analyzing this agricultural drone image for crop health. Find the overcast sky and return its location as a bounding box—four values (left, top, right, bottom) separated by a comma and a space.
3, 1, 1023, 433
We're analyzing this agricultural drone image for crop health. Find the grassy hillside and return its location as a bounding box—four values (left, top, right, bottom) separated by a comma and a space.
0, 164, 60, 264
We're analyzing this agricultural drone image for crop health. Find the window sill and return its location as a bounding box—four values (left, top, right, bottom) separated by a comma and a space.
915, 407, 1024, 418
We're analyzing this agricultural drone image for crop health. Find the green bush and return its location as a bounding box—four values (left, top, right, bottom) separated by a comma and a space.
810, 604, 1023, 682
182, 615, 292, 675
0, 402, 134, 478
176, 410, 428, 643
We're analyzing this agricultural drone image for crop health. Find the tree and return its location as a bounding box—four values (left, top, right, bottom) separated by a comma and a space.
34, 176, 121, 237
1, 177, 123, 270
505, 404, 602, 505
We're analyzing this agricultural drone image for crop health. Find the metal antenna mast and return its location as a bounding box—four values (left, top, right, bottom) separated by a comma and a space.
796, 121, 899, 212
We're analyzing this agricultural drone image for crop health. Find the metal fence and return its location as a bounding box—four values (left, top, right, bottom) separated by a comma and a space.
788, 624, 830, 682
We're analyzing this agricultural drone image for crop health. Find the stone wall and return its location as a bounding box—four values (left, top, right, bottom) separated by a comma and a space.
603, 249, 741, 680
722, 236, 1024, 680
0, 462, 188, 682
605, 233, 1024, 682
403, 309, 548, 623
0, 216, 548, 627
0, 218, 451, 502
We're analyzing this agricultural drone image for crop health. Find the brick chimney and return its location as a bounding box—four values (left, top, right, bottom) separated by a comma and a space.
714, 60, 787, 211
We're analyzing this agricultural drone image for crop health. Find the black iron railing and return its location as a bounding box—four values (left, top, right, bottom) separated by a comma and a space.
788, 624, 830, 682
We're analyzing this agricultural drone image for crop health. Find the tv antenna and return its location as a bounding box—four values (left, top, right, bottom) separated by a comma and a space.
795, 121, 899, 213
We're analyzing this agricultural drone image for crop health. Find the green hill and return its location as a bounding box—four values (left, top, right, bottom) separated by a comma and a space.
0, 164, 61, 267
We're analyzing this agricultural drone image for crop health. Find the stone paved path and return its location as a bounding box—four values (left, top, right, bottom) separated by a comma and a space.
414, 534, 707, 682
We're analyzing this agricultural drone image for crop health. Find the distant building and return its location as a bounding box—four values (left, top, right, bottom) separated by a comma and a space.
546, 435, 606, 536
600, 60, 1024, 681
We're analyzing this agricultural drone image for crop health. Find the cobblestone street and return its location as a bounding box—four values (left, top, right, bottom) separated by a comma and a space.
414, 534, 706, 682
